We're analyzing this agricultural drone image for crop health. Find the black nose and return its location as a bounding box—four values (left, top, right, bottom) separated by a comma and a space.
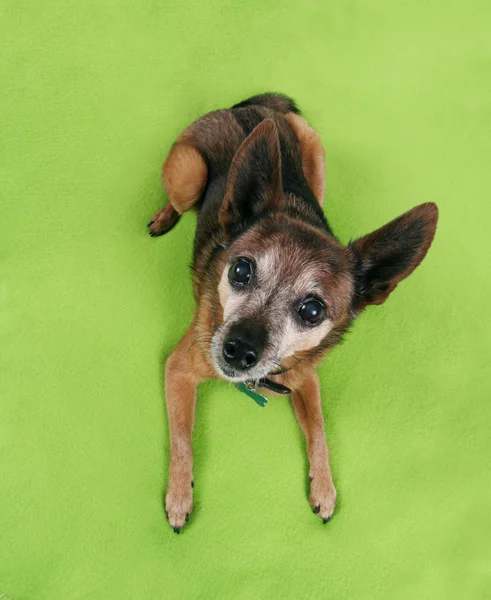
222, 320, 267, 372
223, 339, 258, 370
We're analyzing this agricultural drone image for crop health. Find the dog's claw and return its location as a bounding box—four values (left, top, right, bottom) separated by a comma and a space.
191, 480, 194, 488
166, 474, 193, 533
322, 517, 331, 524
309, 471, 336, 523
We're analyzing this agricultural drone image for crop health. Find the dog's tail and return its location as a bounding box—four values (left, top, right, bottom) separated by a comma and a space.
231, 92, 300, 115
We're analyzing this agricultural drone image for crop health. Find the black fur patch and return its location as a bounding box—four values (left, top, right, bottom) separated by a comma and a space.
231, 93, 300, 115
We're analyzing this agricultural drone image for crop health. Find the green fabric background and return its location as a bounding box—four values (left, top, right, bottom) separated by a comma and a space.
1, 1, 490, 598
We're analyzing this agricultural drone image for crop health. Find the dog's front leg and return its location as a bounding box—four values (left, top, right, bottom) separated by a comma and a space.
164, 325, 208, 533
291, 372, 336, 523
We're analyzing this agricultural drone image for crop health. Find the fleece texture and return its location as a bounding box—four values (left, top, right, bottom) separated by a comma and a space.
1, 1, 490, 598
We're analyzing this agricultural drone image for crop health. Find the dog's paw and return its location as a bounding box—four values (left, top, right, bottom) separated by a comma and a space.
148, 204, 180, 237
165, 476, 194, 534
309, 470, 336, 523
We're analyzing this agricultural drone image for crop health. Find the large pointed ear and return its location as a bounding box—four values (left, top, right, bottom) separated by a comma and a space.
219, 118, 283, 234
349, 203, 439, 312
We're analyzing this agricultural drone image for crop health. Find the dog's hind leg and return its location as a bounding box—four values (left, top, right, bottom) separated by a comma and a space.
149, 110, 244, 237
148, 141, 208, 237
148, 204, 181, 237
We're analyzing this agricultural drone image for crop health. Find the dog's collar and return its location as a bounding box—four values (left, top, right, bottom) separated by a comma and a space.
235, 377, 291, 408
257, 377, 291, 395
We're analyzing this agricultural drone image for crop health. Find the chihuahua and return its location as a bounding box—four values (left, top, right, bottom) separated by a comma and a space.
148, 93, 438, 533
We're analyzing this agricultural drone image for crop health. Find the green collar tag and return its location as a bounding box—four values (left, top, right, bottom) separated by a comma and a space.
235, 382, 268, 407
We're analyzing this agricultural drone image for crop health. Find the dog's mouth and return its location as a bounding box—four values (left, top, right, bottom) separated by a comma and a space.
215, 362, 292, 394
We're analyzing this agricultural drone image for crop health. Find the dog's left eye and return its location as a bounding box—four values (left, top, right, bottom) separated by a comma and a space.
228, 258, 253, 286
298, 299, 326, 325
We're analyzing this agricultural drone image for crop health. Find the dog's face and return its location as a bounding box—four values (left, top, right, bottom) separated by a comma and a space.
211, 219, 353, 382
209, 119, 438, 382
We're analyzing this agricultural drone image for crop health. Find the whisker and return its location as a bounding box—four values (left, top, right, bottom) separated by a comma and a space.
189, 335, 214, 350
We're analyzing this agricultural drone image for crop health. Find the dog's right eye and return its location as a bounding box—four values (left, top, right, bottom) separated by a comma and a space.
228, 258, 253, 286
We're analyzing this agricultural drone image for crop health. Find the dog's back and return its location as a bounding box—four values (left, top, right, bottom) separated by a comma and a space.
182, 93, 302, 182
181, 95, 329, 263
231, 92, 300, 115
148, 93, 330, 286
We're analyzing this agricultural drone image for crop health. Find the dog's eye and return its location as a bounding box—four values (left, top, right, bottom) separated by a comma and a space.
298, 299, 326, 325
228, 258, 253, 286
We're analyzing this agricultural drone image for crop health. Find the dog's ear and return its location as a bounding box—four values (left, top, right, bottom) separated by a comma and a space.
349, 203, 438, 312
219, 119, 283, 234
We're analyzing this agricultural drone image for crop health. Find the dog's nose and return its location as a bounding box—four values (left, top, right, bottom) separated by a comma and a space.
222, 320, 267, 372
223, 338, 259, 370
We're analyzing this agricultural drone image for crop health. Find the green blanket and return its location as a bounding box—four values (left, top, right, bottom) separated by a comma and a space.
1, 1, 490, 598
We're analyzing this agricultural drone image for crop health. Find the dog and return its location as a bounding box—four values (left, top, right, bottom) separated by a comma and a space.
148, 93, 438, 533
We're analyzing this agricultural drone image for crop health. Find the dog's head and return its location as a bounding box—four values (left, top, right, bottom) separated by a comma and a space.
210, 119, 438, 382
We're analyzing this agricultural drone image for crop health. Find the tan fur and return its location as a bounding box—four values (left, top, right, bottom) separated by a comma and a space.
164, 322, 214, 530
291, 372, 336, 521
162, 144, 207, 213
284, 113, 326, 206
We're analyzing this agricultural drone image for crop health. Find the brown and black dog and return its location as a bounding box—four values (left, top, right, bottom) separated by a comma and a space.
148, 93, 438, 533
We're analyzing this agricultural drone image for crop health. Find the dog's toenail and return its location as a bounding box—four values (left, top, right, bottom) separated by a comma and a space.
185, 513, 189, 522
173, 526, 181, 534
309, 475, 313, 481
191, 480, 194, 488
313, 505, 320, 514
322, 517, 331, 524
147, 221, 153, 227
